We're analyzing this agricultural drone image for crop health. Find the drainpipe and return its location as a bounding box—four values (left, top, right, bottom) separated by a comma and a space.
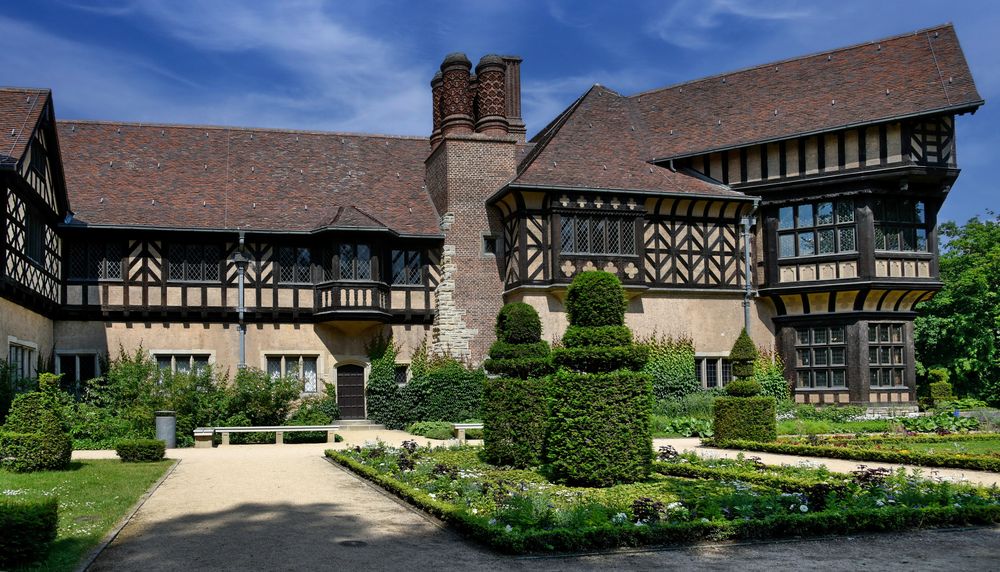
742, 199, 761, 334
235, 231, 248, 369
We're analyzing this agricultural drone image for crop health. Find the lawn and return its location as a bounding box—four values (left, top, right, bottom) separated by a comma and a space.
904, 439, 1000, 457
649, 416, 893, 438
1, 459, 174, 571
327, 441, 1000, 553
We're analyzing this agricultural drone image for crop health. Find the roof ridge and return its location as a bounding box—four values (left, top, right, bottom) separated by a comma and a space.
629, 22, 956, 100
58, 119, 429, 141
0, 87, 51, 93
347, 205, 388, 228
517, 85, 608, 175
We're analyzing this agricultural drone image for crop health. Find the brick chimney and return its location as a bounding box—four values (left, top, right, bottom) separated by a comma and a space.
438, 53, 474, 137
474, 55, 509, 137
501, 56, 526, 142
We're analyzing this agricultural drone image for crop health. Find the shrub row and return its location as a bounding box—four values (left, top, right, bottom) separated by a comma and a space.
551, 345, 649, 373
713, 396, 776, 442
544, 369, 653, 486
0, 496, 58, 568
482, 357, 555, 379
482, 377, 549, 467
486, 341, 550, 359
327, 450, 1000, 554
561, 325, 632, 348
406, 421, 456, 440
708, 439, 1000, 472
116, 439, 166, 462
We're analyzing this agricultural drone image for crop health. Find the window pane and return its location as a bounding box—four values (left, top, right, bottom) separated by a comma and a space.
721, 360, 732, 384
797, 370, 810, 388
813, 328, 827, 345
869, 369, 880, 386
356, 245, 371, 280
339, 244, 354, 279
879, 326, 889, 342
797, 204, 813, 228
576, 217, 590, 253
267, 357, 282, 379
203, 245, 220, 281
915, 201, 925, 224
874, 226, 886, 250
891, 325, 903, 343
839, 227, 856, 252
798, 232, 815, 256
832, 370, 845, 387
829, 327, 844, 343
892, 369, 903, 386
830, 347, 845, 366
814, 349, 828, 366
796, 328, 810, 345
156, 356, 172, 370
779, 234, 795, 258
814, 370, 829, 388
622, 220, 635, 254
879, 347, 890, 365
175, 356, 191, 373
391, 250, 405, 284
79, 355, 97, 382
394, 365, 408, 385
105, 243, 123, 280
59, 355, 77, 382
295, 248, 311, 283
817, 229, 835, 254
593, 219, 606, 253
868, 325, 878, 343
817, 202, 834, 225
869, 347, 879, 364
885, 201, 899, 222
900, 200, 915, 223
892, 347, 903, 365
837, 200, 855, 223
915, 228, 928, 251
560, 218, 574, 252
706, 360, 717, 386
778, 207, 794, 230
303, 358, 318, 393
607, 219, 620, 254
901, 227, 916, 251
798, 349, 811, 367
278, 247, 295, 283
186, 245, 203, 280
193, 356, 210, 373
886, 228, 900, 250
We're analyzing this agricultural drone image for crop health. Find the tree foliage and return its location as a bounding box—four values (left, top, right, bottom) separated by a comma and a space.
914, 213, 1000, 403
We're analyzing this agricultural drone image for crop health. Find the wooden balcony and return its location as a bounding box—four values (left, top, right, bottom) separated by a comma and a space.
314, 280, 390, 319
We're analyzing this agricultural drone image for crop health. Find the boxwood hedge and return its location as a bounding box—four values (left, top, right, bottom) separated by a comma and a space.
713, 396, 776, 442
0, 496, 58, 568
564, 271, 627, 327
561, 325, 632, 348
482, 376, 549, 467
0, 432, 52, 473
3, 391, 72, 471
116, 438, 167, 462
482, 357, 555, 379
551, 345, 649, 373
495, 302, 542, 343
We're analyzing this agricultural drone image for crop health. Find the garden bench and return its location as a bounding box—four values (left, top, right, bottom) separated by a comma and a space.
453, 422, 483, 445
193, 425, 341, 448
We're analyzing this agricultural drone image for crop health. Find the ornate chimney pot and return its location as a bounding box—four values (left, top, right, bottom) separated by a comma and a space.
439, 53, 474, 136
474, 54, 509, 136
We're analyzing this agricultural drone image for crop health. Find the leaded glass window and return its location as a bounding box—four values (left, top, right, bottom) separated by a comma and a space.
868, 323, 906, 387
777, 200, 856, 258
795, 325, 847, 388
339, 244, 372, 280
166, 244, 222, 282
67, 242, 125, 281
391, 250, 422, 285
278, 247, 311, 284
873, 199, 929, 252
559, 215, 637, 256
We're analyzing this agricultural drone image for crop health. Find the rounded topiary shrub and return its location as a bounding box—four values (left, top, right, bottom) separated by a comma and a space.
3, 391, 72, 471
725, 379, 762, 397
116, 439, 166, 462
713, 396, 777, 442
0, 497, 58, 568
495, 302, 543, 344
565, 271, 627, 327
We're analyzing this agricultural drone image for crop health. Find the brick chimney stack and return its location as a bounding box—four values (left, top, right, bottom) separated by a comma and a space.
474, 55, 509, 137
501, 56, 526, 142
439, 53, 475, 137
430, 71, 443, 147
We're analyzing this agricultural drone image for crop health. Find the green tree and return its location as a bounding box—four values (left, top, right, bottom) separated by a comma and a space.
914, 212, 1000, 403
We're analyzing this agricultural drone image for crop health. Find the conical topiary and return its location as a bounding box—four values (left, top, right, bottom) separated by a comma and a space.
545, 271, 653, 486
728, 328, 758, 381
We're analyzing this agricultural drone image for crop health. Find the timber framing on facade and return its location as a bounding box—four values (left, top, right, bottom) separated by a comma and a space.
0, 24, 983, 414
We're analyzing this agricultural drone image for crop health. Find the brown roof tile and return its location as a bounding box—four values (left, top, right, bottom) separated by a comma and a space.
0, 88, 50, 167
58, 121, 441, 235
636, 24, 983, 161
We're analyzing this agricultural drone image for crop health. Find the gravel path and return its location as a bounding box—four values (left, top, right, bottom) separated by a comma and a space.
81, 434, 1000, 571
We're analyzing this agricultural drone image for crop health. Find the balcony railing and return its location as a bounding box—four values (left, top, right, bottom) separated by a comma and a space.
314, 281, 390, 315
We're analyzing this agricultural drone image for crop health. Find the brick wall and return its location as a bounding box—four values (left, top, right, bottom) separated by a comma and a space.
426, 134, 515, 363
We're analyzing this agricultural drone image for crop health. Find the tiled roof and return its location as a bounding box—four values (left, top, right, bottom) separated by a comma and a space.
636, 24, 982, 161
515, 23, 982, 191
514, 86, 741, 197
58, 121, 442, 236
0, 88, 50, 167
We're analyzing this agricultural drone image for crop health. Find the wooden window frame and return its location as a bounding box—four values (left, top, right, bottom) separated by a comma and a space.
777, 199, 856, 259
868, 323, 907, 388
794, 326, 848, 389
873, 198, 930, 253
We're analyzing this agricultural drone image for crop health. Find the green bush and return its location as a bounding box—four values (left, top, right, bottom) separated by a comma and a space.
725, 379, 762, 397
3, 386, 72, 471
495, 302, 543, 344
115, 439, 166, 462
399, 360, 485, 425
655, 390, 719, 419
639, 335, 698, 402
901, 412, 979, 433
482, 377, 549, 467
0, 496, 58, 568
407, 421, 455, 440
565, 271, 627, 327
552, 345, 649, 373
751, 350, 790, 401
283, 392, 339, 443
487, 340, 550, 359
544, 370, 653, 486
228, 367, 301, 426
483, 357, 555, 379
0, 432, 50, 472
0, 359, 36, 425
651, 415, 714, 437
930, 381, 954, 404
713, 396, 776, 442
365, 335, 403, 428
789, 404, 865, 423
562, 325, 632, 348
728, 329, 758, 380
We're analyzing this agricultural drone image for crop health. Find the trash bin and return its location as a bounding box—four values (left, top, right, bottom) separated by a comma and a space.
155, 410, 176, 449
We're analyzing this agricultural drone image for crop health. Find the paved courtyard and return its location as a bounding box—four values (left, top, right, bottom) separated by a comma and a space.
78, 434, 1000, 571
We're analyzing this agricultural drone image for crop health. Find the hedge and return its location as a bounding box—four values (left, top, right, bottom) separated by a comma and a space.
326, 450, 1000, 554
116, 438, 167, 462
495, 302, 543, 344
561, 325, 632, 348
487, 340, 550, 360
544, 370, 653, 486
551, 345, 649, 373
482, 357, 555, 379
728, 329, 758, 380
3, 391, 72, 471
406, 421, 455, 440
0, 496, 59, 568
930, 381, 954, 403
713, 396, 776, 442
708, 438, 1000, 472
725, 379, 762, 397
564, 271, 627, 327
398, 361, 485, 425
482, 376, 549, 468
640, 335, 699, 402
0, 432, 52, 473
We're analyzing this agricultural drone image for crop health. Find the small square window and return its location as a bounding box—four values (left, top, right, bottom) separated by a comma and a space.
482, 235, 500, 255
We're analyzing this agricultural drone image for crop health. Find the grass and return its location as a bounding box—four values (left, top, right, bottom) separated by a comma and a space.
777, 419, 893, 435
902, 439, 1000, 456
1, 459, 174, 571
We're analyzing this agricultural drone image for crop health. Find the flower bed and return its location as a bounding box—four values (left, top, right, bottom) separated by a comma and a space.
707, 434, 1000, 473
326, 441, 1000, 553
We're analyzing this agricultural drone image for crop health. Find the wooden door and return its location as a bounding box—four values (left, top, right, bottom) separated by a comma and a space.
337, 365, 366, 420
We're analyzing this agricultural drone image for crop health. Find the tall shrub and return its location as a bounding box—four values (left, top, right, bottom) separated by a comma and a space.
365, 334, 401, 427
750, 349, 790, 402
546, 271, 653, 486
729, 329, 758, 381
482, 302, 551, 468
399, 359, 484, 424
2, 374, 73, 471
639, 334, 699, 402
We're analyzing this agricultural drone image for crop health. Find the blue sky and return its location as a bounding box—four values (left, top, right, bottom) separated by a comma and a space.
2, 0, 997, 223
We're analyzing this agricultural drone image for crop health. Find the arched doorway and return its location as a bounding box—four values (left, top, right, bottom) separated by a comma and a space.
336, 364, 366, 420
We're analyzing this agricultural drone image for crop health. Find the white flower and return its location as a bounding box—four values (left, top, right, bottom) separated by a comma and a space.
505, 524, 513, 532
428, 493, 436, 499
799, 505, 808, 512
667, 502, 683, 510
471, 508, 478, 514
875, 500, 885, 507
489, 518, 497, 526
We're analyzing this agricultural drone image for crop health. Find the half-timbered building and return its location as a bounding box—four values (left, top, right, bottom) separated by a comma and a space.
0, 25, 982, 414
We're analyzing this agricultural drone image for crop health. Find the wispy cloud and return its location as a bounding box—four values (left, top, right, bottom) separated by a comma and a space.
647, 0, 811, 49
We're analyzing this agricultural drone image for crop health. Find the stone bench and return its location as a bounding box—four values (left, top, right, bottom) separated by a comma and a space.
453, 422, 483, 445
193, 425, 341, 448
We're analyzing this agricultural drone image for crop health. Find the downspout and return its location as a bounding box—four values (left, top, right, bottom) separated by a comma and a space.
742, 198, 761, 334
237, 231, 247, 369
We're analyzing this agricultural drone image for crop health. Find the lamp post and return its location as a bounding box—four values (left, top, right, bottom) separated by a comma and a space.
232, 248, 249, 369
